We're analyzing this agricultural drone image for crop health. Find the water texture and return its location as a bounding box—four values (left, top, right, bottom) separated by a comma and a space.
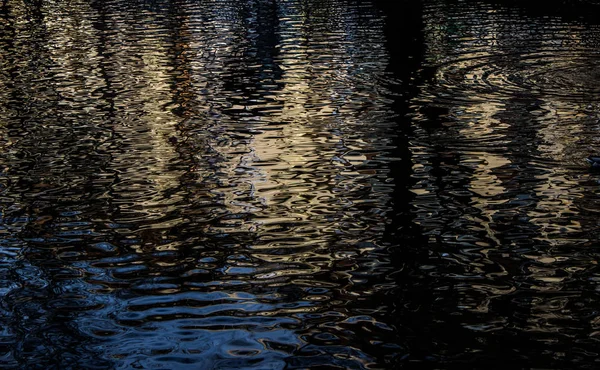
0, 0, 399, 368
1, 0, 600, 368
406, 0, 600, 367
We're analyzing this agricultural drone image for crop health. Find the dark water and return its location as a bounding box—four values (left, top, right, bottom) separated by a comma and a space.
2, 0, 600, 368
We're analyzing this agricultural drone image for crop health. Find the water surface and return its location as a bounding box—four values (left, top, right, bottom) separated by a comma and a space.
403, 0, 600, 367
2, 0, 600, 368
0, 0, 400, 368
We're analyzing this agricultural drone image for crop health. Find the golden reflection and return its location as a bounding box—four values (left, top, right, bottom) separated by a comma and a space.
0, 0, 403, 367
413, 1, 600, 319
415, 1, 595, 247
192, 1, 394, 258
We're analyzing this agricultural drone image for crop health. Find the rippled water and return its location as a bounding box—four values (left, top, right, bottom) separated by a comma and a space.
406, 0, 600, 367
0, 0, 399, 368
2, 0, 600, 368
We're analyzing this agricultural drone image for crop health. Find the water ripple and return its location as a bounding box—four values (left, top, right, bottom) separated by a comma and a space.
0, 0, 398, 368
404, 0, 600, 366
